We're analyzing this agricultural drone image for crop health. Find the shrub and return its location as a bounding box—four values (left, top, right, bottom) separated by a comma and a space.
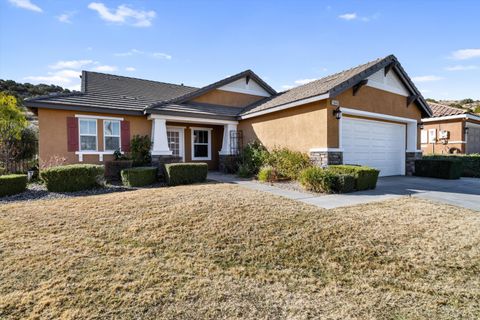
266, 148, 311, 180
164, 163, 208, 186
423, 154, 480, 178
332, 174, 356, 193
41, 164, 104, 192
329, 165, 380, 191
0, 167, 6, 176
130, 135, 152, 166
258, 166, 277, 182
299, 167, 337, 193
415, 159, 463, 179
237, 141, 269, 177
0, 174, 27, 197
121, 166, 157, 187
105, 160, 133, 182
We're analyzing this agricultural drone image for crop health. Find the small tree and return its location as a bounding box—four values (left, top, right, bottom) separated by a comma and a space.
0, 93, 27, 171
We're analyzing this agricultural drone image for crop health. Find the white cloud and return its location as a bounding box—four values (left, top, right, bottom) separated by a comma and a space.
57, 12, 74, 23
445, 65, 478, 71
339, 13, 357, 20
125, 67, 136, 72
49, 60, 95, 70
152, 52, 172, 60
88, 2, 156, 27
94, 65, 117, 72
115, 49, 144, 56
8, 0, 42, 12
412, 75, 444, 82
24, 69, 81, 90
281, 85, 295, 90
451, 49, 480, 60
294, 78, 317, 85
115, 49, 172, 60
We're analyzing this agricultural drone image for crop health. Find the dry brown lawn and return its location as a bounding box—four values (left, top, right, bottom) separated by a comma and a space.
0, 183, 479, 319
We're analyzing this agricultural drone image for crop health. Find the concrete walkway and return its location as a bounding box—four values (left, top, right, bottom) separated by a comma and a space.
208, 172, 480, 211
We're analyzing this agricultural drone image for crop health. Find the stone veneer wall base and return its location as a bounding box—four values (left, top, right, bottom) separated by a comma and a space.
406, 152, 422, 176
309, 151, 343, 167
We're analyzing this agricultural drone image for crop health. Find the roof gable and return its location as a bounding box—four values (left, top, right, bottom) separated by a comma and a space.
217, 77, 271, 97
241, 55, 432, 118
148, 70, 276, 109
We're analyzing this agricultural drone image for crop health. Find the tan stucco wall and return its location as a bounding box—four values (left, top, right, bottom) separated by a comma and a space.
192, 89, 265, 107
166, 122, 223, 170
38, 108, 151, 166
238, 100, 328, 152
421, 119, 465, 154
238, 86, 424, 151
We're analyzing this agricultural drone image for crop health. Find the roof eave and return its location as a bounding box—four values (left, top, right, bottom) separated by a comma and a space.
24, 101, 145, 116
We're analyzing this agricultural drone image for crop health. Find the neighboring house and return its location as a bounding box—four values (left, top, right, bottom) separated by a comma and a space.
25, 54, 432, 176
421, 103, 480, 154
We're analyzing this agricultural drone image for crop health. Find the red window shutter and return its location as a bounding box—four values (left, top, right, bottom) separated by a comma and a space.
67, 117, 79, 152
121, 121, 131, 152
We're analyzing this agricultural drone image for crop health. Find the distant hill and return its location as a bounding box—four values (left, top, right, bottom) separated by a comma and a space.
0, 79, 70, 104
0, 79, 70, 126
426, 98, 480, 114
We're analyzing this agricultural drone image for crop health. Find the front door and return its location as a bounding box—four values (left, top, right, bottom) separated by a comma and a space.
166, 127, 185, 161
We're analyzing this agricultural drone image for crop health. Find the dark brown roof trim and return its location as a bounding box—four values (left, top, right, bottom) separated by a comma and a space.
147, 108, 238, 121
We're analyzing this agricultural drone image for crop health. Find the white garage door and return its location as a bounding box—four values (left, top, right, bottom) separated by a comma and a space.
342, 117, 406, 176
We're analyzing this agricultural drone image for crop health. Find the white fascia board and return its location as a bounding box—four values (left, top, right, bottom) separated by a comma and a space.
341, 107, 418, 123
75, 114, 124, 121
422, 115, 467, 122
240, 93, 330, 120
148, 114, 238, 125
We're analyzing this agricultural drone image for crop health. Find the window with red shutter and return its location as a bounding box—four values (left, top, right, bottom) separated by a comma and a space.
66, 117, 79, 152
121, 121, 130, 152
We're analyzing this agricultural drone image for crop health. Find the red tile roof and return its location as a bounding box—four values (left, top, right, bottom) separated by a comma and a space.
428, 102, 468, 117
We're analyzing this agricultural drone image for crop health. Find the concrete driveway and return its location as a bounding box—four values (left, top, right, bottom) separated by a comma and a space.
304, 176, 480, 211
208, 172, 480, 211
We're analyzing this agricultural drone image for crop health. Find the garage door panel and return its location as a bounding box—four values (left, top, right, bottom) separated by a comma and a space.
342, 117, 406, 176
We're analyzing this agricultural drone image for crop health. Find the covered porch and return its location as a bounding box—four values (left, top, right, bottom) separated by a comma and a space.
148, 114, 239, 170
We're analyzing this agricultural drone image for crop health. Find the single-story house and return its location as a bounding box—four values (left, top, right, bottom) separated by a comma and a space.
421, 102, 480, 154
25, 54, 432, 176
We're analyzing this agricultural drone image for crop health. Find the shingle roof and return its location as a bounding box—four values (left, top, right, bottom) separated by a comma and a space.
240, 55, 432, 117
428, 102, 468, 117
149, 102, 241, 120
25, 71, 198, 114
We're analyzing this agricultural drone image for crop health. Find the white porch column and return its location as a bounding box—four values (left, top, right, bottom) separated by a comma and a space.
151, 118, 172, 155
219, 123, 238, 155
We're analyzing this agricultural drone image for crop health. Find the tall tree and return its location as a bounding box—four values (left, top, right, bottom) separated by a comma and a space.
0, 93, 28, 171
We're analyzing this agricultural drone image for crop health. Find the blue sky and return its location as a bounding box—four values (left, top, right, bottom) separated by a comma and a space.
1, 0, 479, 99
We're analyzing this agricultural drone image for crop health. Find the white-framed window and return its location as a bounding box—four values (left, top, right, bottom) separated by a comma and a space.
167, 126, 185, 161
104, 120, 121, 151
421, 130, 428, 144
428, 128, 436, 143
79, 118, 97, 151
191, 127, 212, 160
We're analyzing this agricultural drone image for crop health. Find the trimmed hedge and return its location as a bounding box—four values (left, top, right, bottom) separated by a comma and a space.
415, 159, 463, 179
105, 160, 133, 182
41, 164, 104, 192
0, 174, 27, 197
299, 167, 337, 193
333, 174, 356, 193
164, 163, 208, 186
121, 166, 158, 187
423, 154, 480, 178
329, 165, 380, 191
